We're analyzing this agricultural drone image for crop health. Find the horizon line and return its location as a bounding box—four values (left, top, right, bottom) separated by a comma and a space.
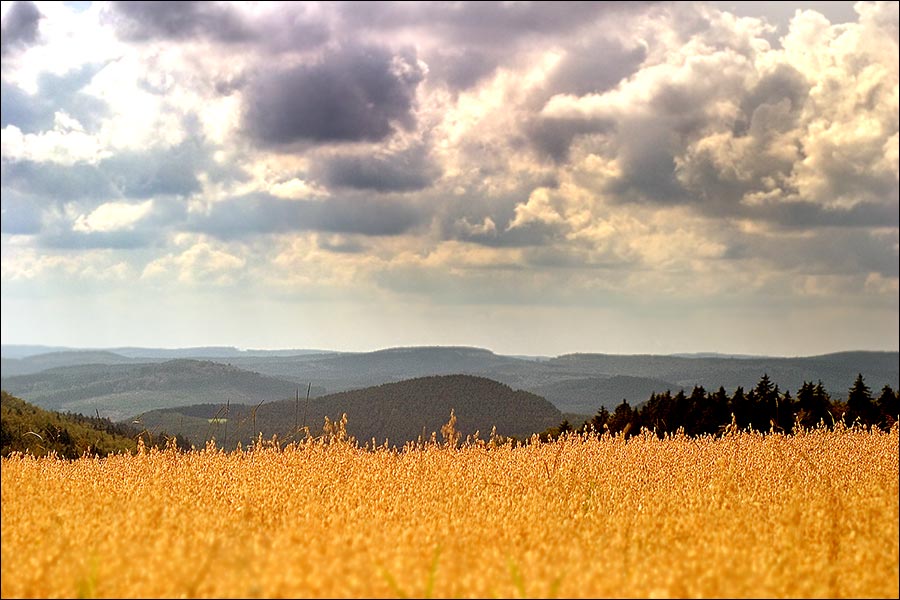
2, 342, 898, 360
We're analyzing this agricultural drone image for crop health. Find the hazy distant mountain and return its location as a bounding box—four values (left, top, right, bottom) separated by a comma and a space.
531, 375, 681, 414
543, 351, 899, 399
1, 360, 322, 421
138, 374, 563, 449
226, 348, 898, 409
109, 347, 338, 359
2, 345, 896, 417
1, 350, 141, 377
216, 346, 530, 391
669, 352, 760, 359
1, 344, 337, 361
1, 345, 74, 359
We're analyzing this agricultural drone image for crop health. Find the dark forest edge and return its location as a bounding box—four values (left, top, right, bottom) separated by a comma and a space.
1, 391, 192, 459
539, 373, 899, 441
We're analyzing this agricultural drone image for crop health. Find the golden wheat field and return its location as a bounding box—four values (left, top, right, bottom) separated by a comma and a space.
2, 422, 898, 599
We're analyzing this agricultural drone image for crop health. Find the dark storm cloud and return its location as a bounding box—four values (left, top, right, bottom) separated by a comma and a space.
312, 146, 441, 192
525, 116, 612, 162
733, 65, 809, 137
424, 49, 497, 91
520, 37, 646, 161
339, 1, 642, 47
244, 44, 425, 147
545, 39, 647, 98
605, 119, 692, 205
107, 1, 328, 50
751, 201, 900, 230
189, 193, 426, 238
339, 1, 653, 91
1, 1, 42, 57
1, 64, 110, 133
109, 1, 254, 43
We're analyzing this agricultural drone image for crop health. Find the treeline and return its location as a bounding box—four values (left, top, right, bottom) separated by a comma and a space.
1, 391, 192, 459
545, 373, 899, 440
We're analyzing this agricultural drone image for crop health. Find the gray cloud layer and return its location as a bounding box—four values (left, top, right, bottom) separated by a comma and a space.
189, 194, 426, 239
1, 1, 41, 57
243, 44, 425, 146
312, 146, 441, 192
108, 0, 329, 51
109, 1, 256, 43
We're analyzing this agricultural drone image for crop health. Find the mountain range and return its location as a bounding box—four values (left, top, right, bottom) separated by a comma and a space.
2, 345, 897, 421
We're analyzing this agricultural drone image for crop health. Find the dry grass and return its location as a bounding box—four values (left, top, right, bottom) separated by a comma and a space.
2, 421, 898, 599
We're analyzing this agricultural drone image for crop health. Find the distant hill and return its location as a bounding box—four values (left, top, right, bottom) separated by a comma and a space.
1, 350, 140, 377
138, 374, 563, 448
1, 344, 338, 360
1, 345, 75, 359
2, 345, 896, 417
108, 347, 338, 359
531, 375, 681, 413
1, 360, 323, 421
1, 391, 139, 458
542, 351, 899, 399
218, 346, 530, 391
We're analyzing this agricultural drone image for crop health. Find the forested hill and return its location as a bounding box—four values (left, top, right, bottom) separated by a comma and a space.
138, 374, 563, 448
0, 392, 188, 458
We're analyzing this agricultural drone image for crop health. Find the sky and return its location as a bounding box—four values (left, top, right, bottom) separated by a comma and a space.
0, 1, 897, 357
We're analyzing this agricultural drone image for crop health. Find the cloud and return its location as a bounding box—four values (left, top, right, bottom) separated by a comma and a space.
312, 145, 441, 192
142, 240, 246, 285
37, 229, 158, 250
316, 234, 368, 254
1, 1, 42, 57
537, 1, 898, 233
0, 64, 109, 135
108, 1, 255, 43
188, 193, 426, 238
107, 0, 328, 51
243, 43, 425, 147
736, 227, 900, 279
544, 37, 648, 98
72, 199, 153, 233
340, 1, 642, 48
338, 1, 653, 92
2, 137, 227, 206
1, 159, 117, 202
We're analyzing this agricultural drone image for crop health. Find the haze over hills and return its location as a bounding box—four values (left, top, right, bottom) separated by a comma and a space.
0, 360, 323, 422
1, 345, 897, 420
138, 375, 563, 449
2, 350, 141, 377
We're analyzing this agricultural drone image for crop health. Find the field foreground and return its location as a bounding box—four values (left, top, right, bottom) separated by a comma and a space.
2, 424, 898, 598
